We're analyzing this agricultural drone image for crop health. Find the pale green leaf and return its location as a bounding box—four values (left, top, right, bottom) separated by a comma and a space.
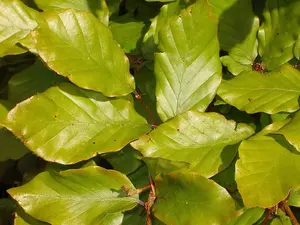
0, 44, 27, 57
8, 60, 66, 102
220, 56, 253, 76
288, 189, 300, 207
274, 111, 300, 151
271, 209, 293, 225
153, 172, 237, 225
227, 207, 264, 225
142, 0, 192, 59
295, 37, 300, 59
154, 0, 222, 121
34, 0, 109, 25
258, 0, 300, 70
33, 9, 135, 96
0, 0, 38, 56
218, 64, 300, 114
131, 111, 254, 177
8, 166, 138, 225
4, 83, 150, 164
236, 134, 300, 208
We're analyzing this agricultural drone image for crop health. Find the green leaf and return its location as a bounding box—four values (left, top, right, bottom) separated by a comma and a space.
0, 44, 28, 57
288, 189, 300, 207
0, 128, 29, 161
218, 0, 259, 75
274, 111, 300, 151
9, 166, 138, 225
0, 100, 14, 125
154, 0, 222, 121
143, 157, 190, 177
132, 111, 254, 177
0, 198, 16, 225
110, 18, 145, 53
103, 145, 143, 175
258, 0, 300, 70
236, 134, 300, 208
4, 83, 150, 164
218, 64, 300, 114
227, 207, 264, 225
153, 172, 237, 225
33, 9, 135, 96
142, 0, 192, 59
0, 0, 38, 56
271, 209, 293, 225
8, 60, 66, 102
34, 0, 110, 26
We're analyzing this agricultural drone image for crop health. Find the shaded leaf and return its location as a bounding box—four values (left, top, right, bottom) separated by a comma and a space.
33, 9, 134, 96
218, 0, 259, 75
132, 111, 254, 177
236, 134, 300, 208
4, 83, 150, 164
258, 0, 300, 70
153, 172, 237, 225
143, 157, 190, 177
8, 60, 66, 102
0, 128, 29, 161
0, 0, 38, 56
218, 64, 300, 114
288, 189, 300, 207
227, 207, 264, 225
103, 146, 142, 175
8, 166, 138, 225
274, 111, 300, 151
154, 0, 222, 121
0, 44, 28, 57
110, 17, 145, 53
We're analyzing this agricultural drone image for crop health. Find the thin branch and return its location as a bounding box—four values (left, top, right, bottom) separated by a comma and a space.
134, 90, 157, 128
283, 201, 300, 225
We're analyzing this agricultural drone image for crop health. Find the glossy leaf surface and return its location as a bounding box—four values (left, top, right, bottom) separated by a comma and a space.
4, 83, 150, 164
132, 111, 254, 177
33, 9, 135, 96
218, 65, 300, 114
0, 0, 37, 56
9, 166, 138, 225
154, 0, 222, 121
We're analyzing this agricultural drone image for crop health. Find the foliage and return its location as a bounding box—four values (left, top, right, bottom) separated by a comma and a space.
0, 0, 299, 224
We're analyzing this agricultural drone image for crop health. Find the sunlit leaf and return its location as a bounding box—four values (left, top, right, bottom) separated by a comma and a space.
154, 0, 222, 121
153, 172, 237, 225
236, 133, 300, 208
218, 64, 300, 114
33, 9, 135, 96
132, 111, 254, 177
0, 0, 38, 56
34, 0, 110, 25
9, 166, 138, 225
4, 83, 150, 164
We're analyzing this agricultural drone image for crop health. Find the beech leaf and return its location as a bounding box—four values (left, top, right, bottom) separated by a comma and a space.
8, 166, 138, 225
4, 83, 150, 164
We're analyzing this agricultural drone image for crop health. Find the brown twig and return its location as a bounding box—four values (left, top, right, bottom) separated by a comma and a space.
145, 175, 157, 225
283, 201, 300, 225
134, 90, 157, 128
262, 208, 274, 225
